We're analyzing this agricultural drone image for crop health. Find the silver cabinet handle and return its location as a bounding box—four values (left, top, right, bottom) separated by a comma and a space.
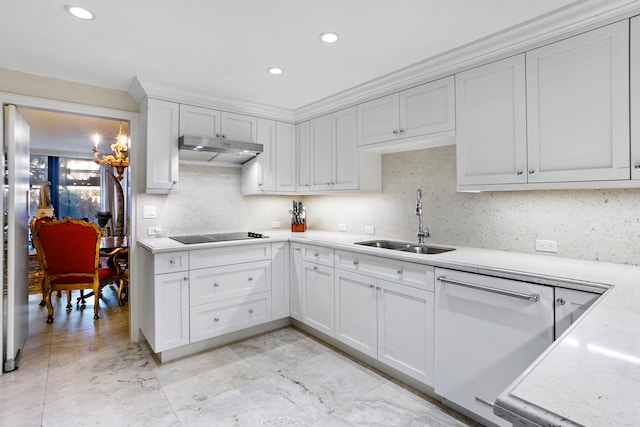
183, 277, 188, 282
475, 396, 494, 408
399, 129, 405, 134
516, 171, 523, 176
634, 164, 640, 169
313, 266, 319, 270
314, 253, 319, 257
353, 260, 359, 266
556, 297, 566, 305
392, 130, 398, 135
213, 282, 219, 287
397, 269, 403, 275
369, 284, 374, 288
169, 259, 176, 265
216, 133, 221, 138
437, 276, 539, 302
222, 134, 227, 139
293, 247, 301, 251
249, 308, 254, 314
214, 317, 220, 322
172, 180, 178, 185
248, 277, 253, 281
529, 170, 536, 175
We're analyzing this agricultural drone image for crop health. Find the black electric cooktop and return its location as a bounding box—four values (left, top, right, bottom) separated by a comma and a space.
169, 232, 267, 245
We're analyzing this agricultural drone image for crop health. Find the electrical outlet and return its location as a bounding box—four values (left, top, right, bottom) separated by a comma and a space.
272, 221, 281, 228
535, 239, 557, 253
364, 225, 375, 234
147, 226, 163, 236
338, 223, 347, 232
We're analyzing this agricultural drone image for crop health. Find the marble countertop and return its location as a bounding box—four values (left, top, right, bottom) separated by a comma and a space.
138, 230, 640, 426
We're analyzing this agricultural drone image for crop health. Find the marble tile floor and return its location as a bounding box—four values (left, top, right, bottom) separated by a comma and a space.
1, 289, 480, 427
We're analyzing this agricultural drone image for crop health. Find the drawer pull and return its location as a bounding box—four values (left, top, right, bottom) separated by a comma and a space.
475, 396, 494, 408
369, 284, 374, 288
249, 308, 254, 314
183, 277, 188, 282
438, 276, 540, 302
169, 259, 176, 265
313, 266, 319, 270
213, 282, 219, 287
248, 277, 253, 281
353, 260, 359, 266
314, 253, 319, 257
214, 317, 220, 322
397, 269, 403, 275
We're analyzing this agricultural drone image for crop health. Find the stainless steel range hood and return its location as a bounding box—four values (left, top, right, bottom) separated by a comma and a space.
179, 135, 263, 165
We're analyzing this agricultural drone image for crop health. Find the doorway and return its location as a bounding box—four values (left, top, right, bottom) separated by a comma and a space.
1, 95, 139, 375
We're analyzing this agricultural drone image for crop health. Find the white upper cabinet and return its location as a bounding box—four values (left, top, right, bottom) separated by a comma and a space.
526, 20, 629, 183
309, 107, 381, 193
456, 55, 527, 186
456, 20, 632, 190
143, 98, 180, 194
631, 16, 640, 180
179, 104, 256, 143
221, 111, 257, 143
275, 121, 296, 192
179, 104, 221, 138
357, 76, 455, 148
296, 121, 311, 192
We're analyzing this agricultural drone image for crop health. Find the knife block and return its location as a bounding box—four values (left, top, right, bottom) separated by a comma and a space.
291, 223, 305, 232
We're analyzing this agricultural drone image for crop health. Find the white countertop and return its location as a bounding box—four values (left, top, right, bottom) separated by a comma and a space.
138, 230, 640, 426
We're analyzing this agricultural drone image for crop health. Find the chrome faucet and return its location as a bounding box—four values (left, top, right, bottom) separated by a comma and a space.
416, 189, 430, 243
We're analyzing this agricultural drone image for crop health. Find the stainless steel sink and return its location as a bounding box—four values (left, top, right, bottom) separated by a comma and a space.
355, 240, 455, 255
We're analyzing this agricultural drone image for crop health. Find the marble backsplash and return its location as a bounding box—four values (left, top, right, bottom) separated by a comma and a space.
138, 145, 640, 265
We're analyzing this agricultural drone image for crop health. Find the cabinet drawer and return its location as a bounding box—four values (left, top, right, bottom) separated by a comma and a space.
190, 243, 271, 269
301, 244, 334, 266
154, 251, 189, 274
190, 292, 272, 342
190, 260, 271, 306
335, 250, 434, 291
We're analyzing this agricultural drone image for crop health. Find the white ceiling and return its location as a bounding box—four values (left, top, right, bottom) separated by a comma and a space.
1, 0, 625, 154
2, 0, 584, 111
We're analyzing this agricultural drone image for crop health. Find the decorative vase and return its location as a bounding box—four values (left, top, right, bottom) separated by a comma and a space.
95, 211, 112, 228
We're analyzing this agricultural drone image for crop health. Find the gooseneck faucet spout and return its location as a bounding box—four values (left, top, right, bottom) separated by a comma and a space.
416, 189, 430, 244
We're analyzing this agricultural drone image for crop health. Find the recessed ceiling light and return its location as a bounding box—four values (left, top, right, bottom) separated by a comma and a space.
65, 5, 95, 20
268, 67, 284, 75
319, 32, 339, 43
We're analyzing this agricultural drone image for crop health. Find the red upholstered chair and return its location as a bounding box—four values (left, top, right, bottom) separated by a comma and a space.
29, 215, 65, 307
32, 217, 122, 323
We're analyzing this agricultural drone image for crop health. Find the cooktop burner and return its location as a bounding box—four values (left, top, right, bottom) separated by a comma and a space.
169, 232, 267, 245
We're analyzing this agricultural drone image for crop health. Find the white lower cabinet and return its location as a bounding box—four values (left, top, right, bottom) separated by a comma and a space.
335, 268, 434, 385
139, 250, 190, 353
289, 243, 304, 321
302, 261, 335, 336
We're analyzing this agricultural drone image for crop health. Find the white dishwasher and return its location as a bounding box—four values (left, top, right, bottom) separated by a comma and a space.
434, 268, 554, 427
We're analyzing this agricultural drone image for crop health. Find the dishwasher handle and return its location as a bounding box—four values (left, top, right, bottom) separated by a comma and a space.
437, 276, 540, 303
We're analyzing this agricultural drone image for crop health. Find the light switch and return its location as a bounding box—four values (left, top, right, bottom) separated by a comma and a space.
142, 205, 157, 219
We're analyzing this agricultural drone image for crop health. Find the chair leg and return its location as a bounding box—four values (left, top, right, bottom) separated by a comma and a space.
76, 290, 87, 308
93, 284, 100, 320
43, 287, 54, 323
39, 277, 46, 306
65, 290, 73, 309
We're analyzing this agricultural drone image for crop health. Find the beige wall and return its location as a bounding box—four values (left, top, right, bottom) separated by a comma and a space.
139, 145, 640, 266
0, 67, 138, 112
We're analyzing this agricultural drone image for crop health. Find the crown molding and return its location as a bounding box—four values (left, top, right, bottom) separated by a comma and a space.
294, 0, 640, 122
128, 77, 296, 123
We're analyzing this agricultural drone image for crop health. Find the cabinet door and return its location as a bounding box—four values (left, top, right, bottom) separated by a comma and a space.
302, 261, 335, 336
332, 107, 359, 191
357, 93, 400, 146
271, 242, 290, 320
554, 288, 599, 338
378, 280, 433, 385
256, 118, 276, 192
275, 122, 296, 192
179, 104, 221, 138
310, 114, 333, 190
296, 121, 311, 191
145, 98, 180, 193
526, 21, 630, 182
290, 244, 303, 321
335, 270, 377, 358
220, 111, 257, 143
630, 16, 640, 180
399, 76, 455, 138
456, 55, 527, 186
153, 271, 190, 352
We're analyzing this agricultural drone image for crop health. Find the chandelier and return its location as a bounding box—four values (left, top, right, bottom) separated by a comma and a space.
92, 123, 129, 180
